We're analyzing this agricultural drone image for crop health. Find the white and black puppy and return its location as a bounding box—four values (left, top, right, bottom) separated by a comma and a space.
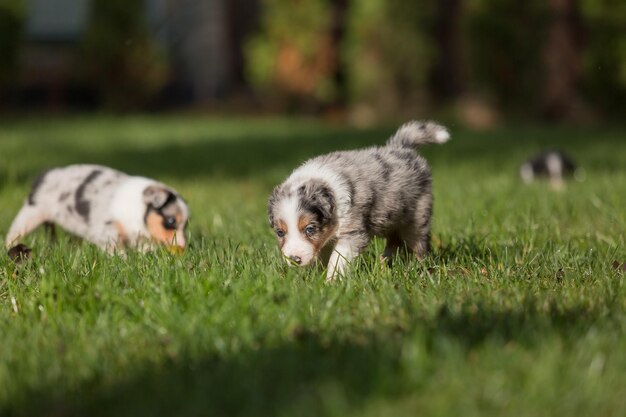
268, 121, 450, 280
5, 164, 189, 254
519, 150, 580, 190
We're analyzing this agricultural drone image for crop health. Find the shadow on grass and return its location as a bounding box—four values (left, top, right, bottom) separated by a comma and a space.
76, 127, 626, 179
1, 128, 388, 185
429, 298, 607, 349
20, 335, 404, 417
10, 300, 611, 417
3, 124, 623, 186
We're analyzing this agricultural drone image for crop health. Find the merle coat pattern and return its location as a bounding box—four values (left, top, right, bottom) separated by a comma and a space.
268, 121, 450, 280
5, 164, 189, 253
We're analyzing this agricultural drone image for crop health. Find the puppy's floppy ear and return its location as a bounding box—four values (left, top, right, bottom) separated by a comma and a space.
300, 180, 335, 221
143, 185, 172, 209
314, 185, 335, 220
267, 185, 283, 227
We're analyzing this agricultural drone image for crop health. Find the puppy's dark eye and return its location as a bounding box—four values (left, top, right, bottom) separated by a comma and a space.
276, 229, 286, 238
163, 216, 177, 230
304, 225, 316, 237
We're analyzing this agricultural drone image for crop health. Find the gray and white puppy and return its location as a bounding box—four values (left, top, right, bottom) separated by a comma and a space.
268, 121, 450, 280
5, 164, 189, 253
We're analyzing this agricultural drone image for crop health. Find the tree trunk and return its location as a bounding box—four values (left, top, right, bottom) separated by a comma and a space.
430, 0, 465, 102
542, 0, 586, 120
166, 0, 232, 102
225, 0, 260, 91
328, 0, 350, 107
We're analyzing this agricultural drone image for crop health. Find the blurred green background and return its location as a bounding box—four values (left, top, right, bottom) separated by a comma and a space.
0, 0, 624, 123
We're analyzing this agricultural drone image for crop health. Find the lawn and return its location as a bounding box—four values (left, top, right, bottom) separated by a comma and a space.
0, 115, 625, 416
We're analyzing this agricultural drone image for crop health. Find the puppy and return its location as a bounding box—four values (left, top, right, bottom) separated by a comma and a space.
5, 164, 189, 254
268, 121, 450, 280
519, 150, 580, 190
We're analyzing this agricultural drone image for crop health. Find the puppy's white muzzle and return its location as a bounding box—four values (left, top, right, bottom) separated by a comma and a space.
282, 236, 316, 266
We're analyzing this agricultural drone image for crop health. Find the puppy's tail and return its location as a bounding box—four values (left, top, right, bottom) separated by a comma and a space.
386, 121, 450, 149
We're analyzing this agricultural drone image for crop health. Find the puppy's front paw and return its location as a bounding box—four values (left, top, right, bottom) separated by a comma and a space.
7, 243, 32, 264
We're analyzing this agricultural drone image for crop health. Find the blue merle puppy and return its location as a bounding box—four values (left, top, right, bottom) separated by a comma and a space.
5, 164, 189, 254
268, 121, 450, 280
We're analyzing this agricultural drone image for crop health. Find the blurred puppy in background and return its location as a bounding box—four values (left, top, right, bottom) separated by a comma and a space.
519, 150, 582, 190
5, 164, 189, 255
268, 121, 450, 280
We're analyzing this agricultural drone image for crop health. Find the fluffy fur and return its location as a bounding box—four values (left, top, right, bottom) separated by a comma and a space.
268, 120, 450, 280
5, 164, 189, 253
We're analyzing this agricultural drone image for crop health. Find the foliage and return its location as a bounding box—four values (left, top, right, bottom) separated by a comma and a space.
0, 116, 625, 415
579, 0, 626, 117
245, 0, 336, 106
466, 0, 548, 110
246, 0, 435, 114
245, 0, 625, 119
0, 0, 25, 87
80, 0, 168, 109
344, 0, 435, 117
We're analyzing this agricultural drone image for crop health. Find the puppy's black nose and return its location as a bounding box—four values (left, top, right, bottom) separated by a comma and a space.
289, 255, 302, 265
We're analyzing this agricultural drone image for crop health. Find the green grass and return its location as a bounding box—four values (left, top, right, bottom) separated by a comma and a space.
0, 115, 625, 417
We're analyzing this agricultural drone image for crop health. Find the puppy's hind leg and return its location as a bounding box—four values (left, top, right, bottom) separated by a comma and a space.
382, 232, 403, 266
401, 195, 433, 260
5, 204, 47, 247
400, 223, 430, 261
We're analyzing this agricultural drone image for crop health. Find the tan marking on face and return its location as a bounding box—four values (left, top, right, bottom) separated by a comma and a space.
275, 219, 288, 248
297, 213, 337, 256
298, 215, 311, 232
146, 211, 184, 250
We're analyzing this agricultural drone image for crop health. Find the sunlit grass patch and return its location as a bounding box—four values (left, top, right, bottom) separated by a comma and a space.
0, 116, 624, 416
